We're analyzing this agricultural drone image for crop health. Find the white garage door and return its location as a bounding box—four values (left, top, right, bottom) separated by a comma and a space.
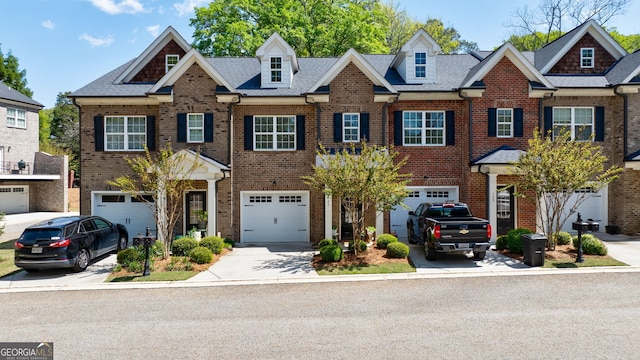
390, 187, 459, 241
241, 191, 309, 243
559, 188, 606, 233
92, 192, 156, 241
0, 186, 29, 214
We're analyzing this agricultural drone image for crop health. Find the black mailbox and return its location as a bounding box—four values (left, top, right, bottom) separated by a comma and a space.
587, 219, 599, 232
572, 221, 589, 232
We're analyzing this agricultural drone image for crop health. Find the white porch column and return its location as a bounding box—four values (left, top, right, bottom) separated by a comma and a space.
207, 179, 217, 237
324, 193, 333, 239
488, 173, 498, 242
375, 210, 383, 237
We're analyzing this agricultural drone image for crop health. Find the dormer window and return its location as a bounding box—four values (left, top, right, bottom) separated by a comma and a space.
166, 54, 179, 73
415, 52, 426, 78
270, 57, 282, 82
580, 48, 594, 68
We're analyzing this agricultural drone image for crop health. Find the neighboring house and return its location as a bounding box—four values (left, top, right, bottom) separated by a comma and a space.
0, 81, 69, 214
70, 20, 640, 244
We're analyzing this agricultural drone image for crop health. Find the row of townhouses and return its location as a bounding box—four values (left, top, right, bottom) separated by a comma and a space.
0, 82, 69, 216
69, 19, 640, 244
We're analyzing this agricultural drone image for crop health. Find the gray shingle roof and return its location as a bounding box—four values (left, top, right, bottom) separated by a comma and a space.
0, 81, 43, 107
607, 49, 640, 85
534, 21, 588, 71
546, 75, 611, 87
71, 60, 153, 97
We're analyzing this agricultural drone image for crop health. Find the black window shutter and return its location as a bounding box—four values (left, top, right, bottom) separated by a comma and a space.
204, 113, 214, 142
446, 111, 455, 146
94, 115, 104, 151
177, 113, 187, 143
393, 111, 403, 146
488, 108, 497, 137
146, 116, 156, 151
595, 106, 605, 141
543, 107, 553, 136
333, 113, 342, 142
296, 115, 305, 150
360, 113, 370, 142
244, 115, 253, 150
514, 108, 524, 137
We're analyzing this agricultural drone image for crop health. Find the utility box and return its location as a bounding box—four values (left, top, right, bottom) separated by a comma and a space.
521, 233, 547, 267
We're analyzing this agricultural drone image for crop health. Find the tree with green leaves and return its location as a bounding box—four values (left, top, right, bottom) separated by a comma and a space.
0, 212, 5, 239
507, 129, 622, 250
191, 0, 389, 57
107, 143, 202, 257
50, 92, 79, 174
0, 45, 32, 98
303, 143, 411, 255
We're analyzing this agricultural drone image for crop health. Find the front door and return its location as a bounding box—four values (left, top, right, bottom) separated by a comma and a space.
497, 187, 515, 235
186, 191, 206, 231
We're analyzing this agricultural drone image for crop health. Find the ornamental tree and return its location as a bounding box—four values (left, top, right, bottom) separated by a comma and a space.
507, 129, 622, 250
303, 143, 411, 255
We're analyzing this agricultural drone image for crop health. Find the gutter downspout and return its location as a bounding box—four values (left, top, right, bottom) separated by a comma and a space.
614, 87, 629, 159
381, 95, 399, 146
227, 95, 240, 241
458, 91, 473, 163
305, 96, 322, 144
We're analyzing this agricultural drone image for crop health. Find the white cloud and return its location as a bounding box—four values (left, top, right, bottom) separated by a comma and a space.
174, 0, 208, 17
146, 25, 160, 37
42, 20, 55, 30
89, 0, 146, 15
79, 33, 115, 47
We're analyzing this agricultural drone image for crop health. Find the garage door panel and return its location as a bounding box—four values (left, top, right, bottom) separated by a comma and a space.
242, 192, 309, 243
559, 189, 605, 232
0, 186, 29, 214
390, 187, 459, 241
93, 192, 156, 241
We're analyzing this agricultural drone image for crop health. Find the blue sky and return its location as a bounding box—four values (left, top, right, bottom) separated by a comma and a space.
1, 0, 638, 109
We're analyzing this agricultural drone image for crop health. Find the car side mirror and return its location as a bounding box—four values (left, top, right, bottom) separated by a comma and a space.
408, 211, 415, 216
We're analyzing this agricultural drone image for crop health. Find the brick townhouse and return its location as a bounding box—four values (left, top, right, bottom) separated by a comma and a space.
70, 19, 640, 244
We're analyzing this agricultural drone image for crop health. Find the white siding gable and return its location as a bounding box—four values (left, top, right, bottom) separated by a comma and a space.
256, 33, 299, 89
392, 29, 441, 85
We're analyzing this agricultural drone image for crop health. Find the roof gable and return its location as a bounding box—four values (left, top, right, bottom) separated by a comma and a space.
256, 33, 299, 72
308, 48, 395, 93
535, 19, 627, 74
461, 42, 554, 93
115, 26, 191, 84
0, 81, 43, 108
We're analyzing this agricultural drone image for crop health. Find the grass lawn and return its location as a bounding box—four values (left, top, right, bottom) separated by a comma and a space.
315, 262, 415, 275
106, 271, 199, 282
0, 240, 20, 278
543, 257, 628, 268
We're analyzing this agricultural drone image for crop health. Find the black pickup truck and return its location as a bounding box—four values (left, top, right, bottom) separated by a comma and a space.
407, 202, 491, 260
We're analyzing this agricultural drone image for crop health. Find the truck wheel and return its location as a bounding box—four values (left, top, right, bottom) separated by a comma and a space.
425, 245, 437, 261
407, 225, 416, 244
473, 251, 486, 260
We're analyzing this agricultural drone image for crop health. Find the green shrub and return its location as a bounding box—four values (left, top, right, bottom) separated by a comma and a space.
506, 228, 534, 254
200, 236, 225, 255
189, 246, 214, 264
572, 234, 608, 256
318, 239, 338, 248
151, 240, 166, 258
376, 234, 398, 249
223, 238, 234, 249
116, 248, 144, 264
125, 261, 144, 273
164, 257, 193, 271
555, 231, 572, 246
349, 240, 368, 252
172, 237, 198, 256
320, 244, 343, 262
386, 242, 410, 258
495, 235, 509, 250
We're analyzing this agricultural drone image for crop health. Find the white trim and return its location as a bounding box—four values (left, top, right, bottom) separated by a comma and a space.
496, 108, 513, 138
401, 110, 446, 146
165, 54, 180, 73
187, 113, 204, 143
342, 113, 360, 143
580, 47, 594, 68
252, 115, 297, 151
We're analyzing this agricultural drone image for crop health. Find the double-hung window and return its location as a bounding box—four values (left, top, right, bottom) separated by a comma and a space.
553, 107, 593, 141
270, 57, 282, 82
343, 113, 360, 142
497, 108, 513, 138
415, 52, 426, 78
580, 48, 594, 68
166, 54, 179, 73
187, 113, 204, 143
105, 116, 146, 151
254, 116, 295, 150
403, 111, 445, 146
7, 108, 26, 128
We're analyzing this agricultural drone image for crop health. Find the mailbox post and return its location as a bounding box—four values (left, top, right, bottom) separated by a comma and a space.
133, 226, 155, 276
571, 213, 599, 263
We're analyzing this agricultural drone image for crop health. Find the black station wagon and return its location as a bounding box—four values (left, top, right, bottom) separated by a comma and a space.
14, 216, 128, 272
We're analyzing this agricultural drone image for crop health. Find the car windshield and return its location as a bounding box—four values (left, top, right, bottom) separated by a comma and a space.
20, 229, 63, 241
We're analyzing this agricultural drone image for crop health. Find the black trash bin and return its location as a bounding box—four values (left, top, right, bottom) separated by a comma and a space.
521, 233, 547, 267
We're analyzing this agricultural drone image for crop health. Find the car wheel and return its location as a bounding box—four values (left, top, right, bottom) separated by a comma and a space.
425, 241, 437, 261
407, 225, 416, 244
72, 249, 90, 272
473, 251, 486, 260
117, 235, 128, 252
